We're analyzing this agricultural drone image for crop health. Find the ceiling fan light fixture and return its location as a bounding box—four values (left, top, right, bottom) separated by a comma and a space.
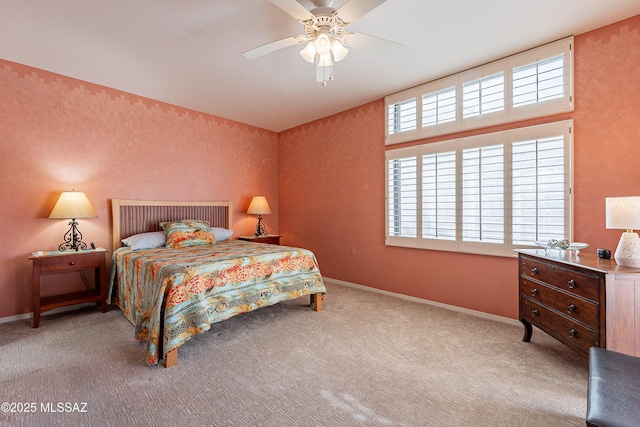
300, 42, 316, 63
330, 39, 349, 62
245, 0, 397, 86
313, 31, 332, 55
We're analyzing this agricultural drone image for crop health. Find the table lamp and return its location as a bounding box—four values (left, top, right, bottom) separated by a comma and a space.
605, 196, 640, 268
49, 190, 98, 251
247, 196, 271, 237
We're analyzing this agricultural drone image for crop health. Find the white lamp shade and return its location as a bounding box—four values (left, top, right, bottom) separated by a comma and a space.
49, 191, 97, 219
313, 32, 331, 55
300, 42, 316, 63
247, 196, 271, 215
331, 39, 349, 62
606, 196, 640, 230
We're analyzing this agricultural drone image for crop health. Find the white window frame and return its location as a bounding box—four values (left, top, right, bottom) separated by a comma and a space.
385, 37, 573, 145
385, 120, 573, 257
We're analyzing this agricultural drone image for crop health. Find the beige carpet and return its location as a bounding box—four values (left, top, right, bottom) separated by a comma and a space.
0, 281, 588, 426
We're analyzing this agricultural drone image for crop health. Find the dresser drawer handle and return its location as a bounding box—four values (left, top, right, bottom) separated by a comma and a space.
531, 288, 538, 297
568, 329, 578, 339
531, 309, 539, 316
567, 304, 576, 313
69, 261, 76, 266
567, 279, 576, 288
531, 267, 538, 275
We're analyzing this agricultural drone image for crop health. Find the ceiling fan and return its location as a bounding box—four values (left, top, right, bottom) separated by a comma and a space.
242, 0, 403, 85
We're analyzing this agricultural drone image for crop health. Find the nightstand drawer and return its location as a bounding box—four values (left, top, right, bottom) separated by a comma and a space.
37, 252, 103, 273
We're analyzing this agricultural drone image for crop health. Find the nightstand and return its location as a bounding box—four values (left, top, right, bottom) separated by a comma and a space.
238, 235, 280, 245
29, 249, 107, 328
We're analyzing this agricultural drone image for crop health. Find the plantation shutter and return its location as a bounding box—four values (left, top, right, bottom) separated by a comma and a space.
387, 156, 418, 237
387, 97, 417, 135
422, 151, 456, 240
462, 144, 505, 243
386, 121, 572, 256
422, 87, 456, 127
513, 54, 565, 108
386, 37, 572, 145
512, 135, 566, 244
462, 72, 505, 118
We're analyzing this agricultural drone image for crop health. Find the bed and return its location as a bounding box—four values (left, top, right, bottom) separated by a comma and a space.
108, 199, 326, 367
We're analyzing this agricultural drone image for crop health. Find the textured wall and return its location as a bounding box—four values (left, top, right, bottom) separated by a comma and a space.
279, 15, 640, 319
572, 16, 640, 245
0, 61, 278, 318
1, 15, 638, 321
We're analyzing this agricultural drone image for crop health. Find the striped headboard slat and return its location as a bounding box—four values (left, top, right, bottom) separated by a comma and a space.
111, 200, 233, 250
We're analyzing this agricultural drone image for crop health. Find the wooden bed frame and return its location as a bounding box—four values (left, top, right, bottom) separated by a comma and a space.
111, 199, 323, 367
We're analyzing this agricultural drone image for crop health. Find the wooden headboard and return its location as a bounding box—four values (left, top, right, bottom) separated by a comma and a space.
111, 199, 233, 250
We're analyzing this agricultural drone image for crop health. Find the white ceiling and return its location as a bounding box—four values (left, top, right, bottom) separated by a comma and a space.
2, 0, 640, 132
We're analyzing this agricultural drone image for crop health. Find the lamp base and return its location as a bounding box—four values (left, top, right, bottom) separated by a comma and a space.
254, 215, 268, 237
58, 219, 88, 252
614, 232, 640, 268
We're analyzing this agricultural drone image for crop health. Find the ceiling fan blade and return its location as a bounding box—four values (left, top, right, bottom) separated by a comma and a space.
242, 36, 306, 59
336, 0, 387, 24
268, 0, 314, 21
342, 32, 405, 53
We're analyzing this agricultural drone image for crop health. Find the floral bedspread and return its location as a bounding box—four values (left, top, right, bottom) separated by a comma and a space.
108, 240, 326, 365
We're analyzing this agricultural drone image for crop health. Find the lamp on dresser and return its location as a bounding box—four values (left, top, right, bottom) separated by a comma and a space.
606, 196, 640, 267
49, 190, 98, 251
247, 196, 271, 237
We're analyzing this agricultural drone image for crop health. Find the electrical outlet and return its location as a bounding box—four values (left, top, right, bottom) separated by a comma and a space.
350, 247, 356, 256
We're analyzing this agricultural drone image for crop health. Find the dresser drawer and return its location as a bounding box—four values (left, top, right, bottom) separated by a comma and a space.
37, 252, 103, 273
521, 297, 599, 355
520, 255, 600, 302
521, 278, 599, 329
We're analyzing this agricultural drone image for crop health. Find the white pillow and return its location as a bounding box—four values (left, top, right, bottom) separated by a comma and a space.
122, 231, 166, 250
211, 227, 234, 241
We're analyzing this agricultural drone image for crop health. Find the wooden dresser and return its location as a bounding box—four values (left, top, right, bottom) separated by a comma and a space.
516, 249, 640, 357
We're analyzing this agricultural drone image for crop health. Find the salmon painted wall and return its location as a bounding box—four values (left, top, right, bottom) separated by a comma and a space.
1, 15, 638, 321
0, 61, 279, 319
279, 15, 640, 319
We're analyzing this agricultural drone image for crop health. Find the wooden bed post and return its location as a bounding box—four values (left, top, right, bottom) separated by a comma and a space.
311, 292, 323, 311
165, 348, 178, 368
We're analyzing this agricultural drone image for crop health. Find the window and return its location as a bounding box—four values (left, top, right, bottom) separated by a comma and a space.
422, 87, 456, 127
461, 143, 504, 243
511, 134, 567, 244
513, 54, 565, 108
387, 97, 417, 135
387, 156, 417, 237
385, 120, 573, 257
462, 73, 505, 118
422, 150, 456, 240
385, 37, 573, 145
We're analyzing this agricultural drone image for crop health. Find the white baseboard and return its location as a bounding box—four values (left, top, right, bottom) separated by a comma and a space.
323, 277, 521, 327
0, 303, 95, 325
